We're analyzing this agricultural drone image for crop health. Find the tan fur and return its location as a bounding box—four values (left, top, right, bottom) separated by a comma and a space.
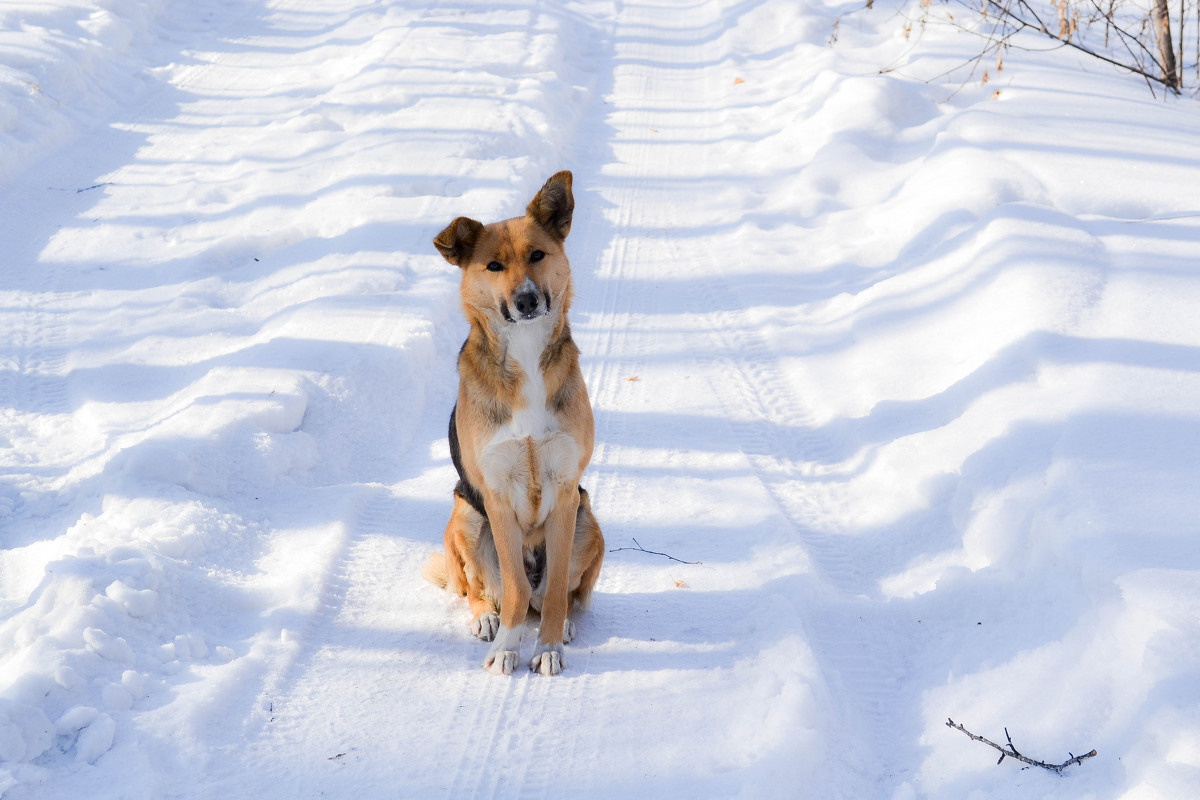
424, 171, 604, 675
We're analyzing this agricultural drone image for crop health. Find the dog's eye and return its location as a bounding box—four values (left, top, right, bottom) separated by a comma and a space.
486, 261, 504, 272
529, 250, 545, 263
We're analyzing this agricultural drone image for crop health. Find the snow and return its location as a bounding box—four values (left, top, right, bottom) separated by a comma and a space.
2, 0, 1200, 797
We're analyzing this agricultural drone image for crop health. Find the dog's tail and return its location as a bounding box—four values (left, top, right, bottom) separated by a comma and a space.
421, 551, 449, 588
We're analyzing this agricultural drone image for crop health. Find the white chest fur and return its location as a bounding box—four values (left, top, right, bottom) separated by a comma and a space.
478, 315, 580, 530
500, 317, 555, 440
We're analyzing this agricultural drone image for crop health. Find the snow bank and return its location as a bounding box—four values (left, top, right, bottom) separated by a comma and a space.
0, 0, 173, 185
0, 701, 53, 763
2, 0, 452, 787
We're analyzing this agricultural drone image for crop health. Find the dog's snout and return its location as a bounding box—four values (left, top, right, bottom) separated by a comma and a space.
514, 289, 540, 317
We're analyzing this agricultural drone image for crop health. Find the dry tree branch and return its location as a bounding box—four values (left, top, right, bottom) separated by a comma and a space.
1081, 0, 1169, 70
924, 8, 1030, 96
608, 538, 702, 565
1079, 0, 1165, 94
984, 0, 1180, 91
946, 718, 1098, 774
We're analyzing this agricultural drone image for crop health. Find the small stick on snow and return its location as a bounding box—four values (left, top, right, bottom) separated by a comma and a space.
608, 538, 702, 565
946, 718, 1097, 774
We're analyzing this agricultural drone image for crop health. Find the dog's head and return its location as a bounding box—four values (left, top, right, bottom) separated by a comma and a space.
434, 171, 574, 326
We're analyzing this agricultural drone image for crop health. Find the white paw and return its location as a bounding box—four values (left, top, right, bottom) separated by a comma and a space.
529, 645, 564, 676
470, 612, 500, 641
484, 650, 519, 675
562, 618, 576, 644
482, 624, 523, 675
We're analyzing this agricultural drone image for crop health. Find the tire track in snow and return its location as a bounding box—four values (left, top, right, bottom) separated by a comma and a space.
214, 3, 616, 795
537, 0, 850, 789
657, 23, 927, 795
153, 0, 481, 773
445, 5, 686, 790
563, 0, 908, 790
691, 255, 911, 788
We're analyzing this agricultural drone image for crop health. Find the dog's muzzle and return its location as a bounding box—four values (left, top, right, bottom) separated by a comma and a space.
501, 279, 552, 323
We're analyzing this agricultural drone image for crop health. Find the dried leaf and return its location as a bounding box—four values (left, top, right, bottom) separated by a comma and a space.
673, 579, 687, 588
733, 77, 745, 85
626, 376, 639, 381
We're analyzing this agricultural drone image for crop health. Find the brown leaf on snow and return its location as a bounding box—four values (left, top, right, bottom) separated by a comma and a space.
733, 77, 745, 85
673, 579, 687, 588
626, 376, 639, 381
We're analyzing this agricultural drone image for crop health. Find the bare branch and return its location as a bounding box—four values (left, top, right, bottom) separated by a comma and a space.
983, 0, 1179, 90
1080, 0, 1168, 70
608, 538, 702, 565
946, 718, 1099, 774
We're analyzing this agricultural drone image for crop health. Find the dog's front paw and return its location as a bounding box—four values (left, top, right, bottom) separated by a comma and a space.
484, 650, 519, 675
471, 612, 500, 641
529, 644, 564, 676
482, 625, 523, 675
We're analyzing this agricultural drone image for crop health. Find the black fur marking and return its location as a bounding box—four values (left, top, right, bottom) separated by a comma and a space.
549, 381, 574, 414
483, 398, 511, 427
524, 544, 546, 591
448, 405, 488, 518
500, 299, 515, 323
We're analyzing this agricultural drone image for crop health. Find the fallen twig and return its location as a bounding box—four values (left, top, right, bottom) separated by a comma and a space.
608, 538, 702, 565
946, 718, 1098, 773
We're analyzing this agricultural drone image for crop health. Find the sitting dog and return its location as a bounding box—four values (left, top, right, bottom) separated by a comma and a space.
422, 171, 604, 675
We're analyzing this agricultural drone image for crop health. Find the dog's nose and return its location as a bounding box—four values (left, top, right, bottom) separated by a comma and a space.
514, 289, 540, 317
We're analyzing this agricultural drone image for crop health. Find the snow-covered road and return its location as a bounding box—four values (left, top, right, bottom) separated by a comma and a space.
3, 1, 1200, 797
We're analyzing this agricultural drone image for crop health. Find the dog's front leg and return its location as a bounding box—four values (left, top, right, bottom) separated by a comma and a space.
529, 487, 580, 676
481, 503, 531, 675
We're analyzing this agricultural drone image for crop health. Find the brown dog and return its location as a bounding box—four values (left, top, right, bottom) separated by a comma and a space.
422, 171, 604, 675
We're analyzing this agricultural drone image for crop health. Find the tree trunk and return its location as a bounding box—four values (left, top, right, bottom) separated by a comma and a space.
1177, 0, 1184, 88
1151, 0, 1178, 90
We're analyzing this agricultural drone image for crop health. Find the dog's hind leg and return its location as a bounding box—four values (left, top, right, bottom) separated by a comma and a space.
466, 520, 502, 641
442, 495, 504, 641
570, 488, 604, 609
441, 494, 475, 598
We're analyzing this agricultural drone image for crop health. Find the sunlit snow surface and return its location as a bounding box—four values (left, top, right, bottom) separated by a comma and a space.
2, 0, 1200, 797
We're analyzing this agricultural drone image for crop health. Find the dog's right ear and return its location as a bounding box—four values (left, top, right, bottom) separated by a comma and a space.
526, 171, 574, 240
434, 217, 485, 267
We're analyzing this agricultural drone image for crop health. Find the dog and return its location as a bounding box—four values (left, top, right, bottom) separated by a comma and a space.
422, 171, 604, 676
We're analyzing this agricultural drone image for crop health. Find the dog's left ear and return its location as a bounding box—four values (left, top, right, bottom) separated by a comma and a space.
526, 171, 574, 240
